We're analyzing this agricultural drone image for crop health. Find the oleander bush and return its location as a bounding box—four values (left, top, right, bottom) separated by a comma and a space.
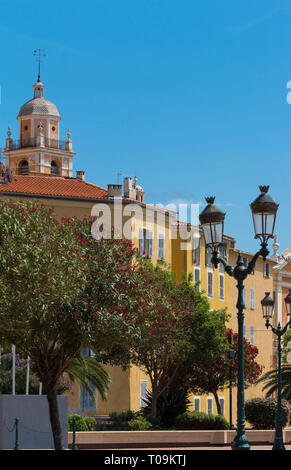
245, 397, 290, 429
174, 411, 230, 430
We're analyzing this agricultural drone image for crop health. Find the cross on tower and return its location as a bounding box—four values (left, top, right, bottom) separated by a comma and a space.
33, 49, 46, 82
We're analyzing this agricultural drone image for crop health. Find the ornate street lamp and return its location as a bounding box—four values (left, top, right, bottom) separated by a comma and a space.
261, 291, 291, 450
199, 186, 279, 451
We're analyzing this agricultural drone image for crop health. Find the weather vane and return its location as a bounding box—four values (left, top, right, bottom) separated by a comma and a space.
33, 49, 46, 82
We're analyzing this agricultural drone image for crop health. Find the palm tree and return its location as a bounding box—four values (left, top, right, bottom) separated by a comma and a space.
256, 364, 291, 401
67, 355, 111, 404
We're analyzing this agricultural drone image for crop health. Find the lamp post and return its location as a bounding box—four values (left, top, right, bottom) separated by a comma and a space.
261, 291, 291, 451
228, 334, 235, 430
199, 186, 279, 451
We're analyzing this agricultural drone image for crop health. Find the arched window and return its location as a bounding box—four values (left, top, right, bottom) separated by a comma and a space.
19, 160, 29, 175
50, 161, 58, 175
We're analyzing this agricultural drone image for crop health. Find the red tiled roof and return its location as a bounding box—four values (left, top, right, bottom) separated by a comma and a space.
0, 175, 108, 200
0, 175, 176, 215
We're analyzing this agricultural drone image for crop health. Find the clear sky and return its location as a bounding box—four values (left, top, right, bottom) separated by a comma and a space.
0, 0, 291, 254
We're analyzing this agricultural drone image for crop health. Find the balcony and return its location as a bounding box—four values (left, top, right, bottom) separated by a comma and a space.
7, 137, 67, 151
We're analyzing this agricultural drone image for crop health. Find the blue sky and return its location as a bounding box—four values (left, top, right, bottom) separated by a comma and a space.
0, 0, 291, 254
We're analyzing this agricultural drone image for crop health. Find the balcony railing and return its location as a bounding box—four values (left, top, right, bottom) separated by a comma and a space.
9, 138, 67, 151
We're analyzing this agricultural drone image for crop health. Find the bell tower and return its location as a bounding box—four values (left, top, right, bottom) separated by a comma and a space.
4, 75, 75, 177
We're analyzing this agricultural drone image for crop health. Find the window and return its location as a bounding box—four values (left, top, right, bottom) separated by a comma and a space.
19, 160, 29, 175
194, 268, 200, 291
80, 383, 96, 411
243, 286, 246, 306
219, 274, 224, 300
140, 381, 147, 409
264, 262, 270, 278
218, 244, 227, 272
205, 247, 213, 267
139, 228, 153, 258
80, 348, 96, 410
219, 397, 225, 416
51, 161, 58, 175
207, 270, 213, 298
250, 288, 255, 310
207, 397, 213, 414
158, 233, 165, 259
192, 236, 201, 266
193, 397, 200, 412
243, 324, 246, 338
250, 326, 255, 345
243, 257, 249, 268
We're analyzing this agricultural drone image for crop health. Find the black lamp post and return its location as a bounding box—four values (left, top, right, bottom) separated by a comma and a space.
199, 186, 279, 451
261, 291, 291, 450
228, 336, 235, 430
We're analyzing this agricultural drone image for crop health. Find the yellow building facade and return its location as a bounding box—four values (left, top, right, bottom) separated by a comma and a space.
171, 221, 234, 421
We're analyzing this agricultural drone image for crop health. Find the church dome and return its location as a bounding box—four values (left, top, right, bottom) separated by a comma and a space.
18, 97, 60, 117
17, 80, 60, 118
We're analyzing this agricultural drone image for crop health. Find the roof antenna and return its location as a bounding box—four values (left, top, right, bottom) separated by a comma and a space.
33, 49, 46, 82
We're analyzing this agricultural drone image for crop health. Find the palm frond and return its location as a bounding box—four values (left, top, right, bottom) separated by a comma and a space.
67, 356, 111, 404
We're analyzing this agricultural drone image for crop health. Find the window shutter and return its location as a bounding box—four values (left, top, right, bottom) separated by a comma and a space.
139, 228, 145, 254
250, 326, 255, 345
158, 233, 164, 259
140, 381, 147, 408
148, 231, 153, 258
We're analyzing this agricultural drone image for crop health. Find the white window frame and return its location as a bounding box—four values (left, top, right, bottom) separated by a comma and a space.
140, 380, 148, 409
219, 273, 224, 300
158, 232, 165, 259
243, 324, 246, 338
194, 267, 200, 291
139, 228, 153, 258
192, 234, 201, 266
207, 396, 213, 414
250, 288, 255, 310
250, 325, 255, 345
193, 396, 201, 412
219, 397, 225, 416
263, 262, 270, 278
207, 269, 213, 298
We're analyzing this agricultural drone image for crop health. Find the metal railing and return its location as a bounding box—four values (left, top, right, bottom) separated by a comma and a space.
10, 138, 67, 151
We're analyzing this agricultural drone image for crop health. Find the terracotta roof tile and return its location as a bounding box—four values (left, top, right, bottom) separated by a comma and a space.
0, 175, 108, 200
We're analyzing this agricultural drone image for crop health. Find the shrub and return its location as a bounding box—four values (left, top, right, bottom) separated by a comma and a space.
245, 398, 290, 429
109, 410, 141, 430
142, 386, 191, 429
68, 414, 88, 431
174, 411, 230, 430
84, 417, 97, 431
128, 416, 152, 431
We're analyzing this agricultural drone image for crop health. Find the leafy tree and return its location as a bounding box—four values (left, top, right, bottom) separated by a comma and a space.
188, 328, 264, 414
0, 202, 138, 449
118, 259, 227, 418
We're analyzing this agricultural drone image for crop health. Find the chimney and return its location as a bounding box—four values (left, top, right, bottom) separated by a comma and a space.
107, 184, 122, 198
76, 170, 85, 181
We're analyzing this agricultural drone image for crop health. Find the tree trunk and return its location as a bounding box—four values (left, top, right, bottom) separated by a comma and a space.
46, 386, 64, 450
213, 390, 222, 415
151, 387, 159, 419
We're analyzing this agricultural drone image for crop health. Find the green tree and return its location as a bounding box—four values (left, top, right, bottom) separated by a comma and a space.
119, 259, 227, 419
188, 329, 264, 414
0, 202, 137, 449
